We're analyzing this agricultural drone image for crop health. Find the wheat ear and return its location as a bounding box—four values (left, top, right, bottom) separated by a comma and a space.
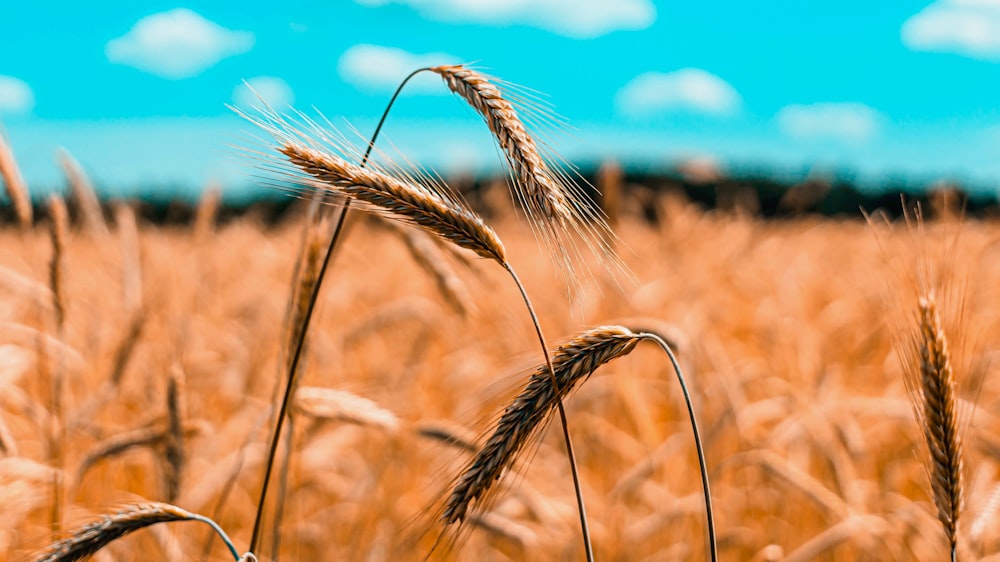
262, 196, 329, 562
0, 129, 32, 228
57, 148, 107, 235
443, 326, 717, 561
913, 293, 964, 559
33, 502, 240, 562
430, 64, 629, 293
194, 183, 221, 240
278, 142, 506, 265
444, 326, 641, 523
164, 365, 186, 502
430, 65, 571, 222
294, 386, 400, 432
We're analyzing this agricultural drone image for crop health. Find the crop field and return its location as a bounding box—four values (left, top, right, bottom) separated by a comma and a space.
1, 60, 999, 562
2, 181, 1000, 561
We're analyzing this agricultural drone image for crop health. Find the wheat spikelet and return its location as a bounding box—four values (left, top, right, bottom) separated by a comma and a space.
913, 292, 964, 552
430, 64, 628, 293
33, 502, 232, 562
0, 412, 16, 456
113, 203, 142, 314
164, 365, 186, 502
430, 65, 571, 222
47, 196, 68, 328
46, 195, 69, 533
0, 130, 32, 228
194, 183, 221, 240
108, 313, 144, 387
286, 202, 326, 357
278, 141, 507, 265
293, 386, 399, 432
443, 326, 641, 524
56, 148, 107, 235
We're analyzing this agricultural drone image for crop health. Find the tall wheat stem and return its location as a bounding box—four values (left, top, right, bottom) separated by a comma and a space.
637, 332, 717, 562
247, 67, 429, 554
504, 263, 593, 562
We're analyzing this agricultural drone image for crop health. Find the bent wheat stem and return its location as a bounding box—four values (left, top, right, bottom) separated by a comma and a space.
504, 263, 594, 562
248, 67, 430, 555
637, 331, 717, 562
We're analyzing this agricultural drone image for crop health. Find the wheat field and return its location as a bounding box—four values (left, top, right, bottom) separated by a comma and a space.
2, 184, 1000, 560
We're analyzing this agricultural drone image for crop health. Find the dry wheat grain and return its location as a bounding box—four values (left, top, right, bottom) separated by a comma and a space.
444, 326, 640, 523
0, 131, 31, 228
57, 149, 107, 236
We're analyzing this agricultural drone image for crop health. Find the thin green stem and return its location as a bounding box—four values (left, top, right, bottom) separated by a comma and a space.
248, 67, 433, 554
504, 263, 594, 562
191, 513, 242, 561
638, 332, 717, 562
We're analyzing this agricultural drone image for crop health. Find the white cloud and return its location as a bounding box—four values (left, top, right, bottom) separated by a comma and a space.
106, 9, 254, 79
615, 69, 741, 117
233, 77, 295, 109
902, 0, 1000, 60
355, 0, 654, 39
338, 45, 460, 93
777, 103, 883, 142
0, 76, 34, 115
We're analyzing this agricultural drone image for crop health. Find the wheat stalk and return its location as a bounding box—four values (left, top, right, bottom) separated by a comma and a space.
113, 203, 143, 314
33, 502, 240, 561
0, 130, 31, 228
47, 196, 68, 328
46, 195, 69, 534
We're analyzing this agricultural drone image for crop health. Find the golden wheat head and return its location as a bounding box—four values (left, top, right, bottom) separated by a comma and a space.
913, 293, 964, 552
34, 502, 223, 562
443, 325, 641, 523
430, 64, 630, 295
0, 130, 32, 228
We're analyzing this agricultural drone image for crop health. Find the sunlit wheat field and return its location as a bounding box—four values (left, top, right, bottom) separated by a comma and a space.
3, 187, 1000, 560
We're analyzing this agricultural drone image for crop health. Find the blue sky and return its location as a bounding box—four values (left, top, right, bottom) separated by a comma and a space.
2, 0, 1000, 199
